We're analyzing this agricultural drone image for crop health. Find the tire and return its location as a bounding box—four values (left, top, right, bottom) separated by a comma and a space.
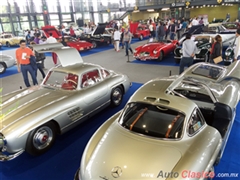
6, 42, 11, 47
157, 51, 163, 61
0, 62, 6, 74
224, 61, 231, 66
92, 41, 97, 48
111, 86, 123, 107
204, 167, 214, 180
139, 35, 143, 40
26, 122, 57, 156
175, 59, 180, 64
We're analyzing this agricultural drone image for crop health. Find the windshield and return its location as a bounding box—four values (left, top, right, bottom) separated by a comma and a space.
43, 71, 78, 90
65, 37, 77, 42
192, 64, 224, 79
194, 37, 211, 48
119, 102, 185, 139
219, 25, 226, 31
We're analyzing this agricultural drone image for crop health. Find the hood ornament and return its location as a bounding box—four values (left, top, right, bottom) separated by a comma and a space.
111, 166, 122, 178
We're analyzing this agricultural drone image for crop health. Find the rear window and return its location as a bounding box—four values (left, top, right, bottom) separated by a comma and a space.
192, 64, 223, 79
119, 102, 185, 139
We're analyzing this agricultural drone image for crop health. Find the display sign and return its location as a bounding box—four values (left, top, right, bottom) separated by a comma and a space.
224, 0, 239, 2
170, 2, 185, 7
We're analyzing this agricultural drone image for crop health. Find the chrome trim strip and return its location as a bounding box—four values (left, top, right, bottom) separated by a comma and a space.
0, 149, 24, 161
61, 100, 110, 131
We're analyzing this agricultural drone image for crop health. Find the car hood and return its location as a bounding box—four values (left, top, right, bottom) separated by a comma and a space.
42, 25, 62, 38
0, 86, 72, 132
137, 43, 167, 51
82, 123, 181, 180
92, 23, 107, 35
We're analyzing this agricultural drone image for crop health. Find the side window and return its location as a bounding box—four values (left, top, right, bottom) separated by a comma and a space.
100, 69, 110, 79
188, 109, 205, 135
81, 69, 101, 88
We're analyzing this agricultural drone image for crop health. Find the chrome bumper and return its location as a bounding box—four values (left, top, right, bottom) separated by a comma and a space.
134, 55, 158, 61
174, 56, 205, 61
74, 168, 80, 180
0, 150, 24, 161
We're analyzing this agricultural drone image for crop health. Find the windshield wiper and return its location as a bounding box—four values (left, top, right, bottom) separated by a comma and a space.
130, 107, 148, 131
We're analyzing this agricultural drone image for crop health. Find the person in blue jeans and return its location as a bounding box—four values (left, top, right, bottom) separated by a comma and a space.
179, 33, 198, 74
16, 40, 38, 87
123, 28, 133, 56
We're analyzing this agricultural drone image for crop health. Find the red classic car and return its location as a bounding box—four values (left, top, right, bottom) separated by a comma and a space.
41, 25, 93, 51
133, 40, 179, 61
133, 25, 150, 40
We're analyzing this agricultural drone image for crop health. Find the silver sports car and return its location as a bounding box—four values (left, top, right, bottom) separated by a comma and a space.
0, 54, 15, 74
0, 43, 131, 161
75, 61, 240, 180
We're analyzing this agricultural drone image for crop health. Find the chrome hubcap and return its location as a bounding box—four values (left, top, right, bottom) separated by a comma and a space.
33, 126, 53, 150
0, 64, 4, 72
112, 89, 122, 105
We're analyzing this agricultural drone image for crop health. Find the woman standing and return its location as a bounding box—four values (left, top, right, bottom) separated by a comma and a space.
210, 35, 222, 63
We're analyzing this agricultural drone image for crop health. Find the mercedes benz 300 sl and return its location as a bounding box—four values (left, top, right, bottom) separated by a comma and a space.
0, 43, 131, 161
133, 40, 178, 61
0, 54, 16, 74
75, 61, 240, 180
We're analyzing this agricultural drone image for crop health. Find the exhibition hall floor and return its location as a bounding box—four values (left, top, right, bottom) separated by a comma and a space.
0, 40, 239, 180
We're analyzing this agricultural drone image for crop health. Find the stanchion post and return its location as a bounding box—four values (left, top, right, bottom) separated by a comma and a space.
169, 70, 171, 76
127, 53, 130, 62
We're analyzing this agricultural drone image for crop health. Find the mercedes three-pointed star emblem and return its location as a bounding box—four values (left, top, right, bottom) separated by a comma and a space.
111, 166, 122, 178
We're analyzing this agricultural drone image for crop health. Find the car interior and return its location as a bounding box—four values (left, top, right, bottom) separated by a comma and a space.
81, 69, 101, 88
61, 73, 79, 90
173, 82, 232, 138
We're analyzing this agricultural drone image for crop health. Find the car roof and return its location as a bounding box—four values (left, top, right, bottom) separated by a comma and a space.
53, 63, 104, 75
129, 78, 196, 116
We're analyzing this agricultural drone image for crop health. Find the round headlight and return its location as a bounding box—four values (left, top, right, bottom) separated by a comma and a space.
0, 133, 6, 150
225, 51, 231, 56
153, 50, 157, 54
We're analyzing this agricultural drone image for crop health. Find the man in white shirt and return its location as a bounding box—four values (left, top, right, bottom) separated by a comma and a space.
46, 33, 58, 65
234, 29, 240, 61
191, 17, 199, 26
46, 33, 57, 44
113, 28, 121, 52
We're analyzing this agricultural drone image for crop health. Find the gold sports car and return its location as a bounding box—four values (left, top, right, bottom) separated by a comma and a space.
0, 33, 24, 47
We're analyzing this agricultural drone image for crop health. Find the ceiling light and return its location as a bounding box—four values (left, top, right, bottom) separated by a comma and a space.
147, 9, 154, 12
203, 5, 205, 7
207, 5, 210, 7
192, 6, 194, 8
222, 3, 224, 5
133, 10, 139, 13
196, 6, 199, 8
161, 8, 169, 11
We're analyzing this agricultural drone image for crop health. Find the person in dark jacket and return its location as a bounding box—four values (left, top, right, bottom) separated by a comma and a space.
158, 22, 165, 42
210, 35, 222, 63
29, 42, 46, 79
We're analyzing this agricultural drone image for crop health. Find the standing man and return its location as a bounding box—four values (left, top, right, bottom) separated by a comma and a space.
234, 28, 240, 61
158, 22, 165, 42
46, 33, 58, 66
16, 40, 38, 87
113, 27, 121, 52
191, 17, 199, 26
169, 21, 176, 40
179, 33, 198, 74
123, 28, 133, 56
